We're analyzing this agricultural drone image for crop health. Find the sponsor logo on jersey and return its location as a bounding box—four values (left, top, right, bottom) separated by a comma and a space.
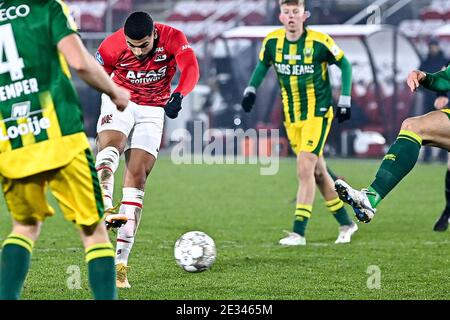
12, 101, 30, 118
101, 114, 113, 125
0, 105, 50, 141
181, 44, 191, 51
155, 54, 167, 62
0, 4, 30, 22
284, 54, 302, 61
126, 66, 167, 84
155, 47, 164, 53
274, 63, 314, 76
95, 51, 104, 65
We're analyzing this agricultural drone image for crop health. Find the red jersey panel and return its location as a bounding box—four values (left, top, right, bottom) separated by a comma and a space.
96, 23, 193, 106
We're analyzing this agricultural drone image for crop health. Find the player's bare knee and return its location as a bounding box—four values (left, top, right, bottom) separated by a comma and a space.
95, 146, 120, 173
401, 117, 424, 136
80, 222, 109, 247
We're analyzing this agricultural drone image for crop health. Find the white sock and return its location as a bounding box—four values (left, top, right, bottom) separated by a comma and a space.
95, 146, 120, 210
115, 187, 145, 265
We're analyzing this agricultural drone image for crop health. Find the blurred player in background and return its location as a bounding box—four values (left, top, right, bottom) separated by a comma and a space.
0, 0, 129, 299
95, 11, 199, 288
241, 0, 357, 246
335, 65, 450, 225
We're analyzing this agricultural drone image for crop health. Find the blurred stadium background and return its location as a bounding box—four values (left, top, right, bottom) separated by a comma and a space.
3, 1, 450, 300
69, 0, 450, 162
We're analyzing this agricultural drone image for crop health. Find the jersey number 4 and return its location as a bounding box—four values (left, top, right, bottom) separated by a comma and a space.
0, 24, 25, 81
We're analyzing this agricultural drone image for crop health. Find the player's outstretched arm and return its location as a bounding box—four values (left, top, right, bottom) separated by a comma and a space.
57, 34, 130, 111
409, 66, 450, 93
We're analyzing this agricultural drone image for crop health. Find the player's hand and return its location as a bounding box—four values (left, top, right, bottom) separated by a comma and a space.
336, 95, 351, 123
434, 96, 449, 110
241, 86, 256, 113
165, 92, 183, 119
407, 70, 426, 92
111, 87, 130, 111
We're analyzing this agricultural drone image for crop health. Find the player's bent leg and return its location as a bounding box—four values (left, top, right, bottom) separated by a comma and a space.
314, 157, 357, 243
96, 131, 127, 212
80, 222, 117, 300
402, 111, 450, 150
337, 111, 450, 223
0, 220, 41, 300
96, 93, 134, 215
371, 112, 450, 202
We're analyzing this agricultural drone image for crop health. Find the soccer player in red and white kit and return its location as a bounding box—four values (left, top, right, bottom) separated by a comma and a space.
94, 12, 199, 288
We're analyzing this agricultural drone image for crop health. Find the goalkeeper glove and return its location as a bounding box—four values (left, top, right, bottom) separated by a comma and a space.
241, 86, 256, 113
336, 95, 351, 123
165, 92, 183, 119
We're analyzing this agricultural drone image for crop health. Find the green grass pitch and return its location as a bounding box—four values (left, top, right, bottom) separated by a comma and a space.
1, 157, 450, 300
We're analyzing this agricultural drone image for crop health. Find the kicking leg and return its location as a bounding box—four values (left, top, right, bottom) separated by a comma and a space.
96, 131, 126, 211
336, 111, 450, 222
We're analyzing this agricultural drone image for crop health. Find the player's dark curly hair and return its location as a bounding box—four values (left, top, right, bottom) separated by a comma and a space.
124, 11, 154, 40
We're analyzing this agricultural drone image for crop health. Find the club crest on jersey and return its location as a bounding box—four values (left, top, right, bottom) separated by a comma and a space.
126, 66, 167, 84
95, 51, 104, 65
304, 47, 314, 58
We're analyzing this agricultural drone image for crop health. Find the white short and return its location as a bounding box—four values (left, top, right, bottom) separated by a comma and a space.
96, 94, 165, 158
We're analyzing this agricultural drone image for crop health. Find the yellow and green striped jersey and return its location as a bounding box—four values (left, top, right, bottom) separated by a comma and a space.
259, 27, 344, 123
0, 0, 89, 179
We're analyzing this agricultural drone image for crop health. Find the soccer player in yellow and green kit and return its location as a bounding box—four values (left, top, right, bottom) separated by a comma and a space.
336, 66, 450, 224
241, 0, 357, 245
0, 0, 129, 299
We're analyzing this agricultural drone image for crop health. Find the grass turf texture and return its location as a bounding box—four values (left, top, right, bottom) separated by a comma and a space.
1, 157, 449, 300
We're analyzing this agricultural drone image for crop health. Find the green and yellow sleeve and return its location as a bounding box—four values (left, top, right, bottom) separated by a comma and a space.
248, 34, 273, 89
335, 56, 353, 97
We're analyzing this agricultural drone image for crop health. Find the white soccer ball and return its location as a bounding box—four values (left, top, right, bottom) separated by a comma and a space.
174, 231, 216, 273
